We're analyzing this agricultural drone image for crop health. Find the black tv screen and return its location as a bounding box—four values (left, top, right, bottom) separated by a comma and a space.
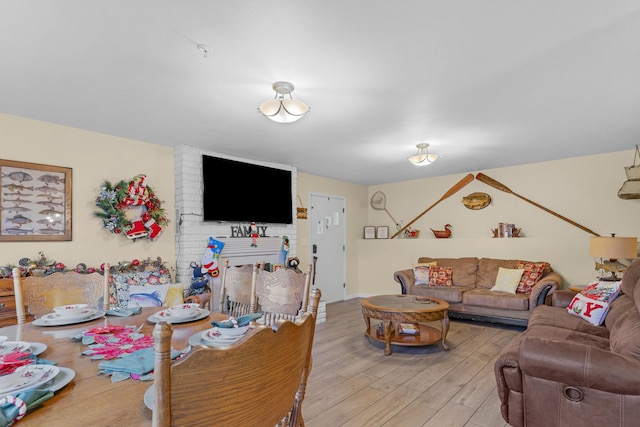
202, 155, 293, 224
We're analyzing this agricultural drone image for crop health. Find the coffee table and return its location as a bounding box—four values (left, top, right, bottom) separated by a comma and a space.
361, 294, 450, 356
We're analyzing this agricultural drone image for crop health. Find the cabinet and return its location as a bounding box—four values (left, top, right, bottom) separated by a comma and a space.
0, 278, 17, 327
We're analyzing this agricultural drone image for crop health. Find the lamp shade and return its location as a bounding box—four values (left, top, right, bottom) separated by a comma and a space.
408, 143, 439, 166
590, 236, 638, 259
258, 81, 309, 123
258, 98, 309, 123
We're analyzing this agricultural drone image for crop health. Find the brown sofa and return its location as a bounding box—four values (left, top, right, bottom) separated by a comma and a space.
494, 259, 640, 427
393, 257, 562, 327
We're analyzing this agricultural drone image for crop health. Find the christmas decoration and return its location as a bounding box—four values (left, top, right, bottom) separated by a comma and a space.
94, 174, 168, 241
1, 254, 170, 278
201, 237, 225, 277
250, 222, 259, 247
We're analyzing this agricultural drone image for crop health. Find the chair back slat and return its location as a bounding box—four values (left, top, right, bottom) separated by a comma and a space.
219, 260, 260, 317
12, 264, 110, 323
254, 265, 312, 325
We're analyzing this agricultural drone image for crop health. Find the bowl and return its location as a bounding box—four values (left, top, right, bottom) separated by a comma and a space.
215, 324, 250, 337
53, 304, 88, 316
168, 303, 200, 317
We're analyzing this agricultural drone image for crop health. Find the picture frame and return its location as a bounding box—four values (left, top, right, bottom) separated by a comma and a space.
0, 159, 72, 241
376, 226, 389, 239
363, 226, 376, 239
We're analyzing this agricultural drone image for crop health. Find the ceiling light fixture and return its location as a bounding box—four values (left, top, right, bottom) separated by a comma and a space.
258, 81, 309, 123
408, 143, 439, 166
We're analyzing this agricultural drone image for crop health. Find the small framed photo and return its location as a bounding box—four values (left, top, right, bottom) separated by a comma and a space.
363, 226, 376, 239
376, 226, 389, 239
272, 264, 283, 272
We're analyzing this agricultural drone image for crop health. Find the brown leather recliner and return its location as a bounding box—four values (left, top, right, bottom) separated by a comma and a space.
494, 258, 640, 427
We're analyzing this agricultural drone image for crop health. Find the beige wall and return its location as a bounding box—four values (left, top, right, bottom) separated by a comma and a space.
0, 114, 176, 272
361, 150, 640, 295
3, 113, 639, 299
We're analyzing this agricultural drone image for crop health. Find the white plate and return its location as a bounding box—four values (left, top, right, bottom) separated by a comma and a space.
0, 365, 60, 396
29, 342, 47, 356
33, 310, 106, 327
0, 341, 32, 355
47, 367, 75, 393
144, 384, 154, 410
202, 327, 248, 342
155, 308, 200, 320
187, 330, 242, 348
41, 308, 97, 321
147, 309, 210, 324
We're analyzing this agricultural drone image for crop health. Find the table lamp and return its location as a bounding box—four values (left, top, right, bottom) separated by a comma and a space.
590, 235, 638, 281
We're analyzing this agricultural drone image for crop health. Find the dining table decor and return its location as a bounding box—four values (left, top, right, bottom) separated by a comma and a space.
71, 324, 185, 382
146, 307, 211, 324
188, 311, 263, 348
73, 325, 152, 359
210, 312, 263, 328
0, 342, 55, 376
105, 306, 142, 317
98, 346, 184, 382
32, 309, 106, 327
0, 340, 71, 426
0, 388, 53, 426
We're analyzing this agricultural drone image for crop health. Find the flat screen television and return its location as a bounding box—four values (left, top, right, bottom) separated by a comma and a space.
202, 154, 293, 224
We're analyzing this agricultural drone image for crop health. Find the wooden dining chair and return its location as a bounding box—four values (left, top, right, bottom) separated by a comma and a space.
152, 287, 321, 427
254, 263, 312, 326
218, 259, 262, 316
12, 263, 111, 323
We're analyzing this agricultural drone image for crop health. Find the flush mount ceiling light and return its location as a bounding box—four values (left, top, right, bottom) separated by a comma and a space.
408, 143, 439, 166
258, 81, 309, 123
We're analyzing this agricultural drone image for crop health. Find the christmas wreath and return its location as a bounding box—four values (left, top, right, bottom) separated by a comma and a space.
94, 174, 168, 241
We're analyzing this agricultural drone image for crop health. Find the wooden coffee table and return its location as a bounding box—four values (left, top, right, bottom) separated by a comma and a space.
361, 294, 450, 355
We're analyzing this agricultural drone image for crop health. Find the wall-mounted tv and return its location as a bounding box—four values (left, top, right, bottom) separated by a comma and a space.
202, 154, 293, 224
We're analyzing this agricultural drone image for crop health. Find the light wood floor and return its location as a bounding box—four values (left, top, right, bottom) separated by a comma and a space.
304, 297, 521, 427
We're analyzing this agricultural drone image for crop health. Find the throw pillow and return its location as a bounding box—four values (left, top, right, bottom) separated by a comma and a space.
515, 261, 550, 294
413, 262, 437, 285
490, 267, 524, 294
429, 266, 453, 287
567, 280, 622, 326
127, 284, 171, 308
165, 283, 186, 306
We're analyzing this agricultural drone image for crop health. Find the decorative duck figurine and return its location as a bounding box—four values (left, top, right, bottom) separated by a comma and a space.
431, 224, 452, 239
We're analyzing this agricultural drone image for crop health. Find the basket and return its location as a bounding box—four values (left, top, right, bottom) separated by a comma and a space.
618, 145, 640, 199
296, 195, 308, 219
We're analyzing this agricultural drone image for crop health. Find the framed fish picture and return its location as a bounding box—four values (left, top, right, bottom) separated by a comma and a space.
0, 159, 72, 241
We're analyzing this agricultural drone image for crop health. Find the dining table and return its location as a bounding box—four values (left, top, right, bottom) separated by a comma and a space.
0, 306, 226, 426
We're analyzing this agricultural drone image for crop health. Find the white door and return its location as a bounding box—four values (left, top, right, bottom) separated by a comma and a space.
309, 194, 346, 304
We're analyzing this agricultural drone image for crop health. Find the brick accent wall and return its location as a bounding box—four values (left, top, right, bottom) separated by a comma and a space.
174, 145, 297, 285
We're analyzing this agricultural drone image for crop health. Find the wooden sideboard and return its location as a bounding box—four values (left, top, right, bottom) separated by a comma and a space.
0, 278, 17, 327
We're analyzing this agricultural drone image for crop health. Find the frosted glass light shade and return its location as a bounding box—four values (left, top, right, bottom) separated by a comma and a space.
259, 98, 309, 123
408, 143, 439, 166
258, 81, 309, 123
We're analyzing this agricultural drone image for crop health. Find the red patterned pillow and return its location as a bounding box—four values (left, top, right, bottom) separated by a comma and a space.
515, 261, 549, 294
429, 266, 453, 287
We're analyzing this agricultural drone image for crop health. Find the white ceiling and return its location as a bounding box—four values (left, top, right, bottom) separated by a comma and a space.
1, 1, 639, 186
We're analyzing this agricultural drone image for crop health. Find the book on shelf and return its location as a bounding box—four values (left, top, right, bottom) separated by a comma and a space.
397, 323, 420, 335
